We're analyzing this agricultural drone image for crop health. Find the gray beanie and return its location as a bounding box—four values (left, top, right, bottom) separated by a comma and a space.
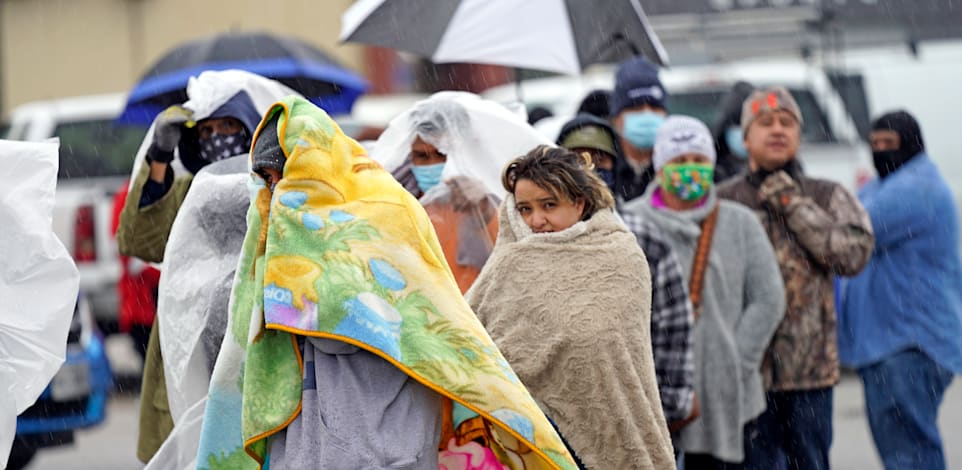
741, 86, 803, 134
652, 115, 716, 170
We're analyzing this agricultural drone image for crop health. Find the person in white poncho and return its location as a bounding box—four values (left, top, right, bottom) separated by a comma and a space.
372, 91, 549, 292
1, 140, 80, 469
115, 69, 299, 464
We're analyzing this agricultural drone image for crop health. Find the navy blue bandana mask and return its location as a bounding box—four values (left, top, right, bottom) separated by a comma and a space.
595, 168, 615, 189
200, 128, 251, 163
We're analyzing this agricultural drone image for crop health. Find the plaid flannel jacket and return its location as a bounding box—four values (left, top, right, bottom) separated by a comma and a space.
621, 213, 696, 422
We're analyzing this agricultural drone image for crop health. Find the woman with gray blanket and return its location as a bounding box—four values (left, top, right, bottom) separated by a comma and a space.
466, 145, 675, 469
619, 115, 785, 468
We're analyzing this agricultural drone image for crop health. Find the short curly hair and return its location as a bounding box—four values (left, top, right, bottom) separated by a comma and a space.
502, 145, 615, 221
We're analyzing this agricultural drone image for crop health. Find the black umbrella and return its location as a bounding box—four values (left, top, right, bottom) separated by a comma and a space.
118, 32, 368, 124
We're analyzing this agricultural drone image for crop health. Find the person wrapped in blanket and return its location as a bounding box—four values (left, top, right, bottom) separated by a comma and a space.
372, 92, 549, 293
465, 145, 676, 469
558, 114, 697, 453
193, 96, 580, 470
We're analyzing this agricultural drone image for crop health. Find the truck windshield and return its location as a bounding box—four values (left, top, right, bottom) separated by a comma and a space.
55, 120, 148, 179
671, 88, 836, 143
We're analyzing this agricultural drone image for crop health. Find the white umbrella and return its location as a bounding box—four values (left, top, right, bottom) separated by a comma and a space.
340, 0, 669, 75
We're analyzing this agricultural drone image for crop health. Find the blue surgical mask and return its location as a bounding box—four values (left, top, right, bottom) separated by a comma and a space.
725, 126, 748, 160
411, 162, 445, 194
622, 111, 665, 150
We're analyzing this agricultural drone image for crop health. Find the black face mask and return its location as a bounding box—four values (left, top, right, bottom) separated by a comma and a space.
595, 168, 615, 190
872, 149, 915, 179
200, 128, 251, 163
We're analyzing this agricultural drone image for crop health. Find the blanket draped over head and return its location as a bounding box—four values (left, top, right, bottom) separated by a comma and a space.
466, 198, 676, 470
195, 96, 577, 470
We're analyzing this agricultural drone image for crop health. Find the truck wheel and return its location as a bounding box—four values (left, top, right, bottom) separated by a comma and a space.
6, 444, 36, 470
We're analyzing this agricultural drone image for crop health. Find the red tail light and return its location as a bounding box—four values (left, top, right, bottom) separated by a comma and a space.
74, 205, 97, 263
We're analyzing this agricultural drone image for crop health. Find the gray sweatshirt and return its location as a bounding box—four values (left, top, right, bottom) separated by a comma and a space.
269, 337, 442, 469
620, 186, 785, 463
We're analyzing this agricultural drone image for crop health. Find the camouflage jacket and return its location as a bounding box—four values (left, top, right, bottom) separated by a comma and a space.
718, 162, 873, 391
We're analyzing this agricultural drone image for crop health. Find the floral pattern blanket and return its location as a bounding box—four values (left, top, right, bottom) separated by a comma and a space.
194, 96, 576, 470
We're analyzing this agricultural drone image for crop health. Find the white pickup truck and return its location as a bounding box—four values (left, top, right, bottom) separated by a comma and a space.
483, 59, 874, 192
2, 94, 149, 331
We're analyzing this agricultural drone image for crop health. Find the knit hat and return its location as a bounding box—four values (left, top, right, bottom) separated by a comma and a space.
559, 125, 618, 159
578, 89, 612, 119
652, 115, 716, 171
251, 111, 285, 176
741, 86, 803, 133
610, 57, 667, 116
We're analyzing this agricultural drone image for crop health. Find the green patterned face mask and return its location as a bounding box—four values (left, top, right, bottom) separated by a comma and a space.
660, 163, 714, 201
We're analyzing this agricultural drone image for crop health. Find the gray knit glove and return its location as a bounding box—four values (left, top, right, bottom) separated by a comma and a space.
148, 105, 193, 162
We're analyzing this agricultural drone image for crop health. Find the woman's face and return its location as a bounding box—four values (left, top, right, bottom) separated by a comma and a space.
514, 179, 585, 233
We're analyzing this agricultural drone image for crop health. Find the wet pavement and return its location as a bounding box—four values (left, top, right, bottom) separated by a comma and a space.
21, 337, 962, 469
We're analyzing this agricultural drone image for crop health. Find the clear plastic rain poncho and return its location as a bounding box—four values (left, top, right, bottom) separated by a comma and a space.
144, 157, 249, 470
0, 139, 80, 469
128, 69, 300, 188
133, 71, 300, 470
157, 156, 249, 426
371, 91, 549, 292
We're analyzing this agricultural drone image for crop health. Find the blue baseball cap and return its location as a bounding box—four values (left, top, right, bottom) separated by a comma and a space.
610, 56, 667, 116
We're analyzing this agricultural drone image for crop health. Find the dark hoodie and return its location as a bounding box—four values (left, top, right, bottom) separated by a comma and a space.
711, 81, 755, 183
556, 113, 642, 202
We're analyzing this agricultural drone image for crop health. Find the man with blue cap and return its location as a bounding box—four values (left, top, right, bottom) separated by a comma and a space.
610, 56, 669, 202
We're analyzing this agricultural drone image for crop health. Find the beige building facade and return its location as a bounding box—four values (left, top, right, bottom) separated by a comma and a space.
0, 0, 363, 116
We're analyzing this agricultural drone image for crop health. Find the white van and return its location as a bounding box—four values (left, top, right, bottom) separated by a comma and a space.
482, 60, 874, 192
3, 93, 149, 330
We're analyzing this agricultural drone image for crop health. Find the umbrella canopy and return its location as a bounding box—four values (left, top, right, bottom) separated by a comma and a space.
340, 0, 669, 76
118, 32, 368, 124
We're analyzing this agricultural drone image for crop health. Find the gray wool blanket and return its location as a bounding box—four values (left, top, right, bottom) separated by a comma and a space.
466, 197, 675, 470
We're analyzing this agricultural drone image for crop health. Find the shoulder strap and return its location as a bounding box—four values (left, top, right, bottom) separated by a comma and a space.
689, 204, 720, 320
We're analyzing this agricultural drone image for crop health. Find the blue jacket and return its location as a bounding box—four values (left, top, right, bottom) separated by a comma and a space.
839, 154, 962, 373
